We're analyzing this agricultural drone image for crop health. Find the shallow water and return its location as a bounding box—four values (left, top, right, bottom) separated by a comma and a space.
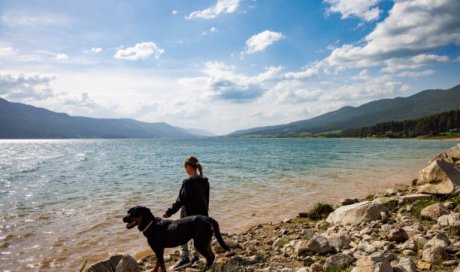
0, 138, 456, 271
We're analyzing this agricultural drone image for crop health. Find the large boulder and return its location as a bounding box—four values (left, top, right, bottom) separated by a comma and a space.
326, 201, 387, 225
417, 144, 460, 194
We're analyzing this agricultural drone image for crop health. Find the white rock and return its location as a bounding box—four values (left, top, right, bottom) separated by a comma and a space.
395, 257, 417, 272
326, 201, 387, 225
398, 194, 431, 204
453, 263, 460, 272
437, 212, 460, 227
417, 144, 460, 194
351, 253, 392, 272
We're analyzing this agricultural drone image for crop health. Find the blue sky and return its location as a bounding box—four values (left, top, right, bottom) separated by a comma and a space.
1, 0, 459, 134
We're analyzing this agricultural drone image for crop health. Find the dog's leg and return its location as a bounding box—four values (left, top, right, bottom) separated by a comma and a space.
193, 240, 215, 271
153, 248, 167, 272
153, 261, 160, 272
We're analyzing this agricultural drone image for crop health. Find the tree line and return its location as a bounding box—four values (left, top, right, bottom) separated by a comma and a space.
333, 109, 460, 138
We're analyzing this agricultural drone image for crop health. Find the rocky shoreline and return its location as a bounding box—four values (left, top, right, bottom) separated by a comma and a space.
87, 144, 460, 272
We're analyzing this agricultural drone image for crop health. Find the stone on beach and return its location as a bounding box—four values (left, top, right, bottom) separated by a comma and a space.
351, 253, 392, 272
394, 257, 417, 272
86, 255, 139, 272
326, 201, 387, 225
323, 253, 354, 271
387, 228, 409, 243
420, 203, 450, 221
306, 235, 331, 254
416, 144, 460, 195
438, 212, 460, 227
421, 233, 450, 264
398, 194, 432, 205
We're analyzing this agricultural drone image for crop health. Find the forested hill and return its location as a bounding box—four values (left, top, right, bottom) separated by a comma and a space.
0, 98, 196, 139
336, 109, 460, 138
230, 84, 460, 137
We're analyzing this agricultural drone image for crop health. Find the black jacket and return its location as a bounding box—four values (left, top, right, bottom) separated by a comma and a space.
165, 176, 209, 218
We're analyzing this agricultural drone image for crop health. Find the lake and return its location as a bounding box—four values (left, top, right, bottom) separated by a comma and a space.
0, 138, 456, 271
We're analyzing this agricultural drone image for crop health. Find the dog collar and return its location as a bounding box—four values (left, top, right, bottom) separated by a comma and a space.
141, 220, 154, 233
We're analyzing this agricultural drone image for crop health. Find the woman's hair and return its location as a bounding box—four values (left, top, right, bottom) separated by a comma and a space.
184, 156, 203, 177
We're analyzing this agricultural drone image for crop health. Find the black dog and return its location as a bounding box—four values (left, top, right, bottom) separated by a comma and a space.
123, 206, 230, 272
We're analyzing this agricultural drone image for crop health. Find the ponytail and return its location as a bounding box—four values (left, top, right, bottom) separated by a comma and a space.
185, 156, 204, 177
196, 162, 203, 177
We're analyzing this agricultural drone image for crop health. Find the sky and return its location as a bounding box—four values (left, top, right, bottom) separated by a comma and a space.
0, 0, 459, 135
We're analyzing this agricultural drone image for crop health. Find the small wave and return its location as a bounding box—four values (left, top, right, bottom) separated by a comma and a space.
19, 166, 40, 173
75, 153, 88, 162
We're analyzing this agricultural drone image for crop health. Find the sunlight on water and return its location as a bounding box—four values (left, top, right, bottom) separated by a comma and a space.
0, 138, 456, 271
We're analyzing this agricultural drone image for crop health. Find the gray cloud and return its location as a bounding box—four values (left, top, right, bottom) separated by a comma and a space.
0, 73, 55, 100
210, 79, 265, 103
63, 92, 99, 108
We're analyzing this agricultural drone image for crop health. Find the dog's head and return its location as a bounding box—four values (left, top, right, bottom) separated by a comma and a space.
123, 206, 155, 230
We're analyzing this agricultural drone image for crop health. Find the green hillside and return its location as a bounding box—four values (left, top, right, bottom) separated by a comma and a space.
230, 84, 460, 137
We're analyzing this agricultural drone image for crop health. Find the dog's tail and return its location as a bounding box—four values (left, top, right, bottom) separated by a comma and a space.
210, 218, 230, 251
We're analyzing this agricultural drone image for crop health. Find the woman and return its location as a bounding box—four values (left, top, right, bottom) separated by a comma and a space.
163, 156, 210, 269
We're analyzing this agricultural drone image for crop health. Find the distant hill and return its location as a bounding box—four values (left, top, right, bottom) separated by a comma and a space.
184, 128, 217, 137
0, 98, 197, 139
230, 84, 460, 137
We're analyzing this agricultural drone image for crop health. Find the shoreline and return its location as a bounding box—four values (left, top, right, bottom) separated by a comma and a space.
1, 139, 457, 272
86, 143, 460, 272
98, 169, 417, 268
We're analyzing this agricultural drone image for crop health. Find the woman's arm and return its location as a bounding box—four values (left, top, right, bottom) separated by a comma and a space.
163, 182, 187, 217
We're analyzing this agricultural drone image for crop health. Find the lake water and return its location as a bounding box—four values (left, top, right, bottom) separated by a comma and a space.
0, 138, 456, 271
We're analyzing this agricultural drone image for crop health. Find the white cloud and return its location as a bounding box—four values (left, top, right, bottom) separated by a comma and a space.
397, 70, 435, 78
56, 53, 68, 60
316, 0, 460, 72
202, 27, 218, 36
244, 30, 284, 55
172, 10, 178, 15
1, 12, 71, 27
352, 69, 371, 81
0, 46, 17, 57
85, 47, 102, 53
63, 92, 99, 108
324, 0, 382, 21
114, 42, 164, 61
183, 62, 282, 103
269, 74, 412, 106
186, 0, 240, 19
382, 54, 449, 72
284, 62, 321, 80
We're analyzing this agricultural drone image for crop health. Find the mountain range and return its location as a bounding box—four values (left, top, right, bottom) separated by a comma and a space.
1, 84, 459, 139
230, 84, 460, 137
0, 98, 199, 139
